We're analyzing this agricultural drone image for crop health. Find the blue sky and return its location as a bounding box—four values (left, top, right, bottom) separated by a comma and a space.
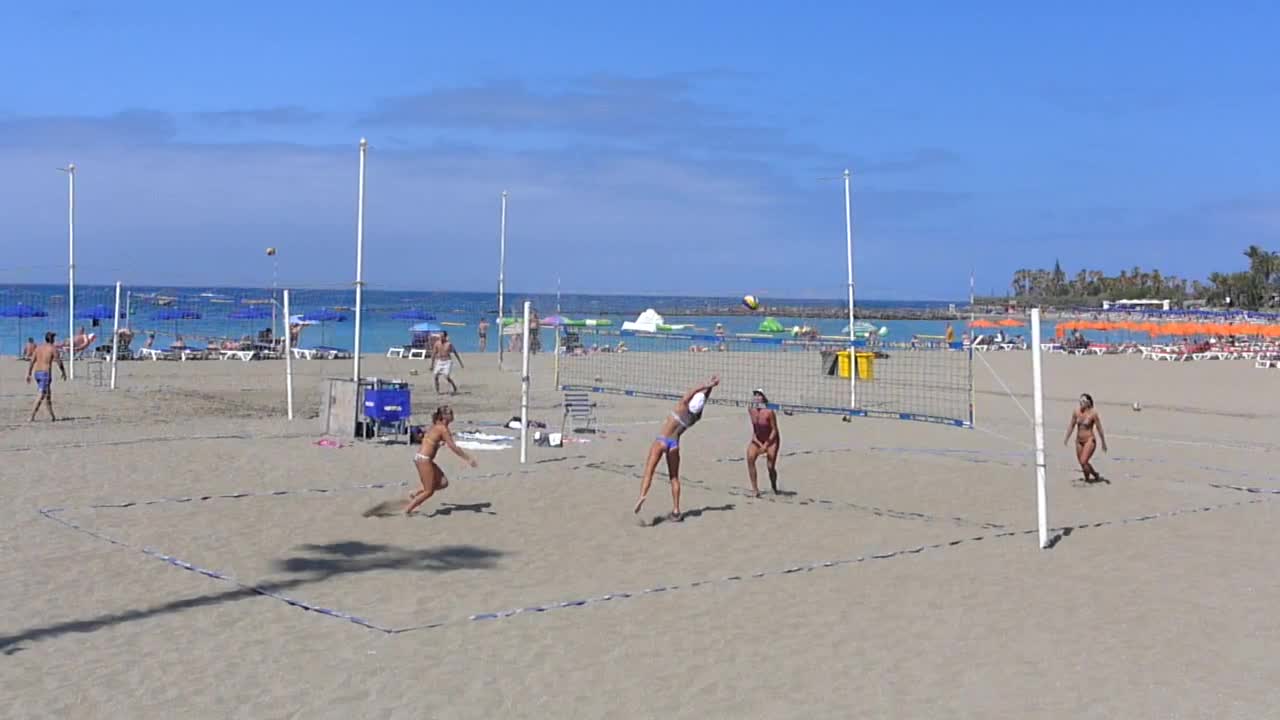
3, 2, 1277, 299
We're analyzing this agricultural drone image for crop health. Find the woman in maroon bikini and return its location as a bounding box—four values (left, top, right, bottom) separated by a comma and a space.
746, 389, 781, 496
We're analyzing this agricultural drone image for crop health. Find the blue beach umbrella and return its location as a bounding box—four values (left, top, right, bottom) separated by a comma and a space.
76, 304, 126, 321
151, 309, 203, 343
410, 321, 443, 334
0, 303, 48, 354
391, 309, 436, 321
296, 309, 346, 345
229, 307, 272, 320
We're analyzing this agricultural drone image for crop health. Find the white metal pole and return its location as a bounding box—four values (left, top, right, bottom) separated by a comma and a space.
969, 269, 976, 426
60, 164, 76, 380
554, 274, 561, 386
284, 290, 295, 420
109, 281, 121, 390
520, 300, 531, 464
498, 191, 508, 368
843, 168, 855, 410
1031, 308, 1049, 549
352, 138, 367, 384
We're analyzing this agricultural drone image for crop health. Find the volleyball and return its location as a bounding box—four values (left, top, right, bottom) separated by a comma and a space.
742, 295, 760, 311
265, 247, 277, 256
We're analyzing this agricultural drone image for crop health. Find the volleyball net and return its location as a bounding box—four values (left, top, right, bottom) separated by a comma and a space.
558, 327, 973, 427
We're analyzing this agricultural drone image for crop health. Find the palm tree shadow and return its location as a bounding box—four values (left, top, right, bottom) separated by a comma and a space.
0, 540, 504, 655
648, 503, 735, 527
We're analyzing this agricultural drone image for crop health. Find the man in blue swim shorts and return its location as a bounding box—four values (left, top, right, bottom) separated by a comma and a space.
633, 375, 719, 522
27, 331, 67, 422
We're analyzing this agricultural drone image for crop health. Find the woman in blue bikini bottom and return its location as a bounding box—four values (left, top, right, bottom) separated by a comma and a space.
633, 376, 719, 521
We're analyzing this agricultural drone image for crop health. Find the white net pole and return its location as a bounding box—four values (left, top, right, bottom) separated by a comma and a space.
498, 191, 508, 370
284, 290, 294, 421
63, 164, 76, 381
843, 169, 856, 410
352, 138, 368, 384
109, 281, 121, 390
1031, 308, 1049, 548
520, 300, 530, 464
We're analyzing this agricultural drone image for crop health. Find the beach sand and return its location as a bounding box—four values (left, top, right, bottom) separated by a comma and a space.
3, 349, 1280, 718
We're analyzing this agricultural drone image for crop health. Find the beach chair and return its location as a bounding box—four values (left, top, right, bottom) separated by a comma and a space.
386, 346, 406, 358
315, 346, 351, 359
561, 391, 598, 435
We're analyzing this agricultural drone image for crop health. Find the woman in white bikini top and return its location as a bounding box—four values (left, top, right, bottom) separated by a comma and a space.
633, 375, 719, 521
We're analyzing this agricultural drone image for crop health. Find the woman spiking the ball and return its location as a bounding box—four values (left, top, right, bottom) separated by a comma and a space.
1064, 393, 1108, 483
634, 376, 719, 522
405, 405, 477, 515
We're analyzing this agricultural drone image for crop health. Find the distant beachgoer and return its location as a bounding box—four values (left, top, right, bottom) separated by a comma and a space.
144, 331, 156, 349
746, 389, 781, 497
1064, 393, 1108, 482
27, 332, 67, 422
404, 405, 477, 515
289, 323, 303, 347
74, 326, 91, 351
432, 331, 463, 395
22, 337, 36, 359
477, 318, 490, 352
171, 335, 187, 350
945, 323, 955, 345
634, 376, 719, 521
528, 307, 541, 354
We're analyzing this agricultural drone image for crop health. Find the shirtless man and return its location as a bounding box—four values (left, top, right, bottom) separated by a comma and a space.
22, 337, 36, 359
432, 331, 464, 395
477, 318, 490, 352
746, 388, 781, 496
27, 331, 67, 422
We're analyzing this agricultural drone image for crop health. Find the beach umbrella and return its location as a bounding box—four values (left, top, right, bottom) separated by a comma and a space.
228, 306, 273, 343
229, 307, 272, 320
410, 321, 443, 334
76, 304, 125, 321
391, 309, 436, 321
0, 303, 48, 354
997, 318, 1024, 327
296, 309, 346, 345
151, 309, 202, 344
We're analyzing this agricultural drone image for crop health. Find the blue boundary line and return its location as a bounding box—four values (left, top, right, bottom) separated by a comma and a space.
33, 448, 1280, 636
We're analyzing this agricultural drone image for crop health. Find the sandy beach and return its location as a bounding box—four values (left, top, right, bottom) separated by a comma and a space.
4, 348, 1280, 718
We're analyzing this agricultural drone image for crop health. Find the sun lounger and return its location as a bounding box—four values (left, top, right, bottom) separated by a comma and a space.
137, 347, 172, 361
386, 346, 406, 358
219, 349, 256, 361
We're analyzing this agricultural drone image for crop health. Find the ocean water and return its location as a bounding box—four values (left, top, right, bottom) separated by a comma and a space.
0, 284, 1035, 356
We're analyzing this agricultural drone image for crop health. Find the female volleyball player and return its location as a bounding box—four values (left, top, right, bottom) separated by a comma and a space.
405, 406, 477, 515
1064, 393, 1107, 482
634, 375, 719, 521
746, 388, 781, 497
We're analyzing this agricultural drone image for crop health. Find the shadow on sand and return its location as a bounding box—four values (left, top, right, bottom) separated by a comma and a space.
647, 503, 736, 527
0, 540, 504, 655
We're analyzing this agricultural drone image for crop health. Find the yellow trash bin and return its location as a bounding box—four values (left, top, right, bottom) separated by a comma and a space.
856, 352, 874, 380
836, 351, 875, 380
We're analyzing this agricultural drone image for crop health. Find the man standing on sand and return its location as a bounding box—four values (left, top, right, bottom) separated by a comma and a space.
477, 317, 489, 352
22, 337, 36, 359
432, 331, 464, 395
27, 331, 67, 422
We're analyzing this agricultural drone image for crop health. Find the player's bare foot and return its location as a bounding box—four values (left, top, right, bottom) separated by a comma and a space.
633, 495, 647, 514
